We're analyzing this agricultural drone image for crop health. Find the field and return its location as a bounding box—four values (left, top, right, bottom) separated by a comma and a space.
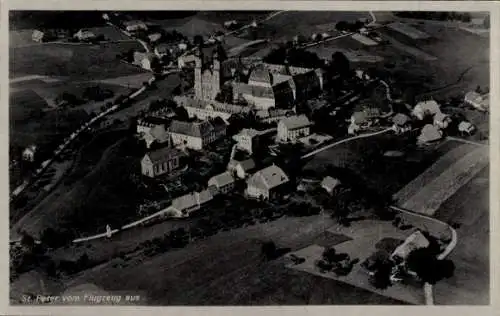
10, 41, 146, 81
433, 167, 489, 305
54, 215, 404, 305
394, 141, 488, 216
10, 130, 133, 238
303, 134, 461, 197
387, 22, 431, 40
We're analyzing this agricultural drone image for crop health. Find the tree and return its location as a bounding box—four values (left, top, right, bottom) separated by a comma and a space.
370, 260, 393, 289
174, 106, 190, 121
335, 21, 349, 32
20, 232, 35, 250
331, 51, 351, 78
193, 34, 204, 47
261, 241, 277, 260
406, 247, 455, 284
150, 56, 162, 73
322, 247, 337, 264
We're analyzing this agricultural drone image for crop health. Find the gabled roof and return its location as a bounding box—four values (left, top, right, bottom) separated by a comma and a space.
391, 230, 430, 260
392, 113, 410, 126
169, 120, 214, 138
144, 147, 181, 164
415, 100, 440, 115
418, 124, 443, 143
208, 171, 235, 188
247, 164, 289, 190
228, 158, 257, 171
321, 176, 341, 192
171, 189, 213, 212
279, 114, 311, 130
434, 111, 450, 122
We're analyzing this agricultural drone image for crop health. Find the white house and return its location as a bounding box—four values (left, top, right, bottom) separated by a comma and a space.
133, 52, 156, 71
227, 158, 257, 179
277, 114, 311, 143
22, 145, 37, 162
433, 112, 452, 129
73, 29, 96, 41
178, 54, 197, 69
246, 164, 289, 200
167, 189, 213, 217
458, 121, 476, 135
464, 91, 489, 112
32, 30, 45, 42
321, 176, 341, 194
123, 20, 148, 32
418, 124, 443, 144
412, 100, 441, 120
232, 128, 260, 154
391, 230, 430, 263
136, 117, 170, 148
208, 171, 236, 195
169, 118, 227, 150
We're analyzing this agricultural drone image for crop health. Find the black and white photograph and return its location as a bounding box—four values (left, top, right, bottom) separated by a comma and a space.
6, 5, 493, 308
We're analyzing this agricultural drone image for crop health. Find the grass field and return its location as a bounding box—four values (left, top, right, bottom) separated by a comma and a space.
10, 41, 146, 81
433, 167, 489, 305
395, 141, 488, 216
59, 215, 404, 305
303, 134, 460, 197
11, 130, 133, 238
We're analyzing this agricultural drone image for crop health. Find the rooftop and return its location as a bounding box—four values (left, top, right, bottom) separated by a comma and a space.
247, 164, 289, 190
144, 147, 181, 164
279, 114, 311, 130
391, 230, 430, 260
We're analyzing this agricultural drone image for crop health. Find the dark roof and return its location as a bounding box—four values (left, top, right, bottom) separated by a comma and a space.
233, 82, 275, 99
169, 120, 214, 138
145, 147, 181, 164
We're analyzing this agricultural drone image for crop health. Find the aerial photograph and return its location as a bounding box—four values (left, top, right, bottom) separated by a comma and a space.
8, 10, 490, 306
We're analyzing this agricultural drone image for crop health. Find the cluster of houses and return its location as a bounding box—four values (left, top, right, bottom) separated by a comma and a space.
32, 28, 100, 43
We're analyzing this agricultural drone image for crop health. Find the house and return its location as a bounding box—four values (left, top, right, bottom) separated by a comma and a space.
224, 20, 239, 28
148, 33, 162, 43
169, 118, 227, 150
141, 147, 182, 178
321, 176, 341, 194
73, 29, 96, 41
178, 42, 188, 51
255, 108, 295, 124
246, 164, 289, 200
277, 114, 311, 143
391, 230, 430, 264
22, 145, 37, 162
418, 124, 443, 144
168, 189, 214, 217
433, 112, 452, 129
154, 43, 172, 58
178, 54, 197, 69
123, 20, 148, 32
350, 108, 380, 127
232, 128, 260, 154
133, 52, 156, 71
32, 30, 45, 42
136, 117, 170, 148
208, 171, 236, 194
412, 100, 441, 120
458, 121, 476, 135
392, 113, 411, 133
227, 158, 257, 179
464, 91, 489, 111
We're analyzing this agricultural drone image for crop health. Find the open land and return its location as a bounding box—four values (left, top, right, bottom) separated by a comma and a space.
45, 215, 405, 305
432, 167, 489, 305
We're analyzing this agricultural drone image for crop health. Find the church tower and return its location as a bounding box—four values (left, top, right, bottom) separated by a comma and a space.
211, 50, 221, 100
194, 47, 203, 100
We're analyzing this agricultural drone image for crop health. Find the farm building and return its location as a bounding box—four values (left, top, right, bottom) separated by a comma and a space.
464, 91, 489, 111
418, 124, 443, 144
246, 164, 290, 200
277, 114, 312, 143
169, 118, 227, 150
140, 147, 182, 178
123, 20, 148, 32
208, 171, 236, 195
74, 29, 96, 41
167, 189, 214, 217
133, 52, 156, 71
412, 100, 441, 120
391, 230, 430, 263
458, 121, 476, 135
433, 112, 452, 129
321, 176, 341, 194
31, 30, 45, 42
22, 145, 37, 162
227, 158, 257, 179
148, 33, 162, 43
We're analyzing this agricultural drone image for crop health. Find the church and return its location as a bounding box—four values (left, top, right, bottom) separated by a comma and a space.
190, 43, 324, 111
